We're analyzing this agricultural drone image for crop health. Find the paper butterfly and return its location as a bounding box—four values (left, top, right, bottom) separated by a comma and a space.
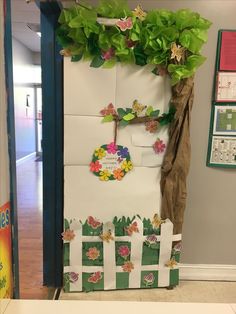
116, 17, 133, 31
99, 230, 114, 243
87, 216, 102, 229
88, 271, 102, 284
125, 221, 139, 236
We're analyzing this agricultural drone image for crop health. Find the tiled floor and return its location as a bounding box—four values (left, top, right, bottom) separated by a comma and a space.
16, 159, 49, 299
2, 300, 236, 314
60, 280, 236, 303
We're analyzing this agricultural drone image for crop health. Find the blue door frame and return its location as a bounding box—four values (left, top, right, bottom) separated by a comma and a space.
38, 1, 64, 287
5, 0, 64, 296
4, 0, 19, 299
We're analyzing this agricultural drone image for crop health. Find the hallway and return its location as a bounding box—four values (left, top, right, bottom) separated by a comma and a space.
16, 158, 48, 299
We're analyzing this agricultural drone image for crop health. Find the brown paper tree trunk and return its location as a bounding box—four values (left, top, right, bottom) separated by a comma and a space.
160, 77, 194, 234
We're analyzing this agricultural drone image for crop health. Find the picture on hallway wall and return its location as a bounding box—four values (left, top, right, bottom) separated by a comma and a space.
213, 105, 236, 135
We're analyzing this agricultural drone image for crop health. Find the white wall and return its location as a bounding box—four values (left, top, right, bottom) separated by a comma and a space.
12, 38, 41, 160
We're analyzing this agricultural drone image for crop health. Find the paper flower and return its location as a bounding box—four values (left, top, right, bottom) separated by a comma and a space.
88, 271, 102, 284
100, 229, 114, 243
145, 120, 158, 133
100, 103, 117, 116
113, 168, 125, 181
90, 160, 102, 172
116, 17, 133, 31
125, 221, 139, 236
143, 273, 155, 287
126, 39, 136, 48
95, 147, 106, 159
165, 257, 178, 269
145, 235, 158, 245
121, 160, 133, 172
61, 229, 75, 241
60, 49, 72, 57
132, 100, 146, 116
122, 261, 134, 272
172, 242, 182, 253
117, 147, 129, 158
153, 138, 166, 154
102, 48, 115, 60
171, 42, 185, 62
118, 245, 130, 259
145, 234, 160, 249
69, 272, 79, 283
107, 142, 118, 154
99, 170, 111, 181
132, 5, 147, 21
86, 247, 100, 260
152, 214, 164, 229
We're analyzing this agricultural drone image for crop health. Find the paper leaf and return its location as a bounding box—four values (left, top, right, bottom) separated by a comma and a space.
119, 120, 129, 127
102, 114, 114, 123
150, 109, 160, 117
117, 108, 127, 118
71, 54, 83, 62
146, 106, 153, 116
125, 108, 133, 114
90, 55, 105, 68
123, 113, 135, 121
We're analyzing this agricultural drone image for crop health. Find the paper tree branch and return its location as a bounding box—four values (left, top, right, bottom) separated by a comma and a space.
160, 77, 194, 234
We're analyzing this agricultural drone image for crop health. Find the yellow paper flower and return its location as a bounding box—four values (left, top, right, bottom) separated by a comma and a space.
121, 160, 133, 172
100, 230, 114, 243
132, 5, 147, 21
95, 147, 106, 159
165, 257, 178, 269
170, 42, 185, 62
99, 170, 111, 181
132, 99, 146, 116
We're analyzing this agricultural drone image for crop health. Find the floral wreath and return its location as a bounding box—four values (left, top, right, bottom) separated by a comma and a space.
90, 142, 133, 181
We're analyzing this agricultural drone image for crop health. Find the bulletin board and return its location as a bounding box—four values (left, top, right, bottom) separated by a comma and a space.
207, 30, 236, 168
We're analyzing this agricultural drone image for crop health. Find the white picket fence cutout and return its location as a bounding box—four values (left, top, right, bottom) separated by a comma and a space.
64, 217, 181, 291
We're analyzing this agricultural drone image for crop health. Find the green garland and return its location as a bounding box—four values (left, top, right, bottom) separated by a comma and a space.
57, 0, 211, 85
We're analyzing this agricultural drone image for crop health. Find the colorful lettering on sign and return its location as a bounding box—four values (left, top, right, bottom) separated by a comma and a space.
0, 202, 13, 299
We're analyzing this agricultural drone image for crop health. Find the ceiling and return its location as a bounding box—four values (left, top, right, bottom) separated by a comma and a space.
11, 0, 40, 52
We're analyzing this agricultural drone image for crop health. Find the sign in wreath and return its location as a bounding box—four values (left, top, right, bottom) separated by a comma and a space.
90, 143, 133, 181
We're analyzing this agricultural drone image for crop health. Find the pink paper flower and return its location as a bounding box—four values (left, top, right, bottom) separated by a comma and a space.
100, 103, 117, 116
86, 247, 100, 260
118, 245, 130, 259
122, 261, 134, 273
88, 271, 102, 284
153, 138, 166, 154
102, 48, 115, 60
116, 17, 133, 31
61, 229, 75, 241
143, 273, 155, 286
69, 272, 79, 283
90, 160, 102, 172
107, 142, 118, 154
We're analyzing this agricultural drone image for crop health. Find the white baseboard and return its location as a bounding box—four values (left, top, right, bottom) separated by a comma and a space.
179, 263, 236, 281
16, 152, 36, 165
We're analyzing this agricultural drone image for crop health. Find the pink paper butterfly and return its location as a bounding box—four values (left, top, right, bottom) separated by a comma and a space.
88, 271, 102, 284
116, 17, 133, 31
87, 216, 102, 229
